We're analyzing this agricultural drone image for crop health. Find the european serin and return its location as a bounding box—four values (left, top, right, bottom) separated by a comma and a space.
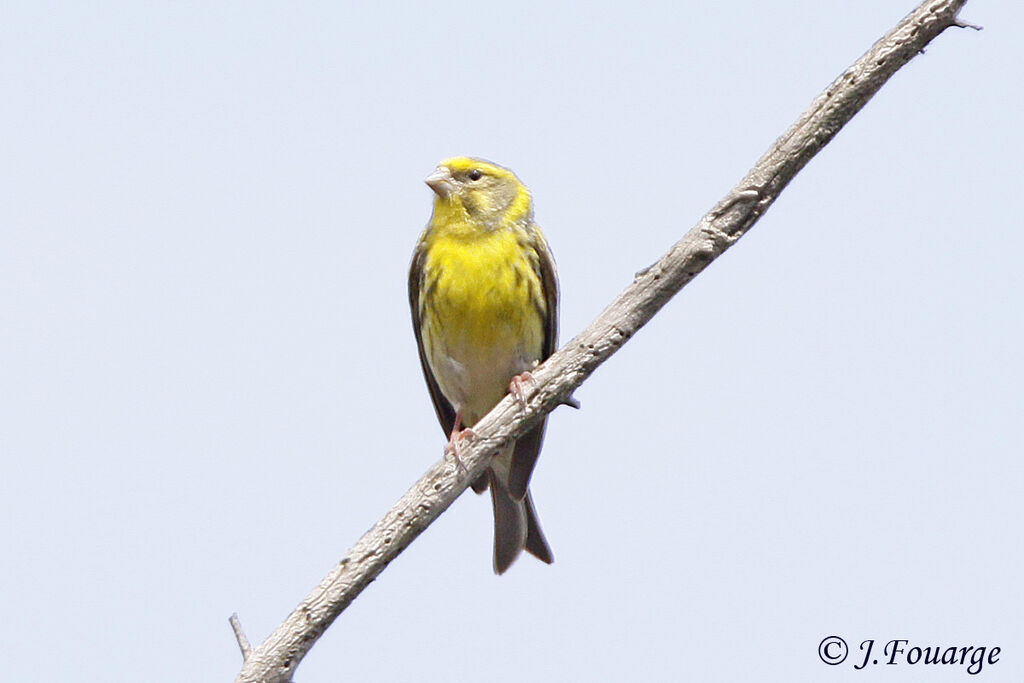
409, 157, 558, 574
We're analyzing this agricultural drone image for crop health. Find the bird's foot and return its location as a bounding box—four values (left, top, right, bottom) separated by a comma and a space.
444, 417, 474, 476
508, 371, 536, 409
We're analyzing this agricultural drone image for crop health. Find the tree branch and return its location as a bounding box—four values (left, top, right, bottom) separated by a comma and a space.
229, 614, 252, 660
232, 1, 973, 680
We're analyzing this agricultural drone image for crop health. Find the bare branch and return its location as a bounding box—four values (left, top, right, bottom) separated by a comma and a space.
952, 18, 983, 30
232, 1, 974, 681
229, 614, 251, 660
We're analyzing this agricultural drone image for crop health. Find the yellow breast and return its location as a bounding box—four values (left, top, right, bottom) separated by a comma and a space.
420, 227, 546, 423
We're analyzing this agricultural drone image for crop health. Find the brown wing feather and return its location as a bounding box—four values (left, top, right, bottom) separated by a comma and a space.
507, 224, 559, 501
409, 239, 456, 439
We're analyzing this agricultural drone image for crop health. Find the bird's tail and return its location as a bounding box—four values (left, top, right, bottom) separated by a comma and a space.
489, 469, 553, 574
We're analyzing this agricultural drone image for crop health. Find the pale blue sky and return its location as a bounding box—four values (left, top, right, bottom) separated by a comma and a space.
1, 1, 1020, 681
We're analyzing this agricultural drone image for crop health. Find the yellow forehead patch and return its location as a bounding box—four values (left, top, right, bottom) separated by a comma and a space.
440, 156, 512, 179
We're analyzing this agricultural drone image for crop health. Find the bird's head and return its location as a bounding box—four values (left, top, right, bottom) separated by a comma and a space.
425, 157, 532, 230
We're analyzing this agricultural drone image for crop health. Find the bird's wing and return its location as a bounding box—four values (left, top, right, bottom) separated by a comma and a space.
507, 224, 559, 501
409, 238, 457, 439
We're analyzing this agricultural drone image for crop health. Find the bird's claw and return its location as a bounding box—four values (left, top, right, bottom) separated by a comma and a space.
445, 427, 474, 476
508, 371, 536, 409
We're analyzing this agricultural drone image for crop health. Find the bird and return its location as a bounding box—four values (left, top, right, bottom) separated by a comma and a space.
409, 157, 558, 574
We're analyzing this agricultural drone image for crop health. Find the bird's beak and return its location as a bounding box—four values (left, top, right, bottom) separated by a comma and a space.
425, 166, 455, 198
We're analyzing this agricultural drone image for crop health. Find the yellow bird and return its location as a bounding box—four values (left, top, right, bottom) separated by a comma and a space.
409, 157, 558, 574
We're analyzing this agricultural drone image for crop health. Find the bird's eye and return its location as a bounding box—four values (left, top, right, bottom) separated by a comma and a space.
468, 169, 483, 181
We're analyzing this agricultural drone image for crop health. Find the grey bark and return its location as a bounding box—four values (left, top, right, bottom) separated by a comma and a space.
231, 1, 977, 681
